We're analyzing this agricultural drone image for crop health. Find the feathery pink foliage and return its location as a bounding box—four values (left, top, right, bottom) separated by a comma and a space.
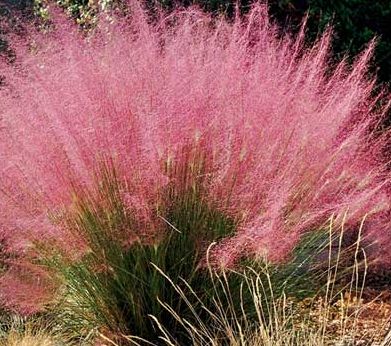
0, 262, 54, 314
0, 2, 390, 312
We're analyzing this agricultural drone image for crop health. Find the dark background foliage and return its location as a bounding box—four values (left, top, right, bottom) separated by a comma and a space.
278, 1, 390, 85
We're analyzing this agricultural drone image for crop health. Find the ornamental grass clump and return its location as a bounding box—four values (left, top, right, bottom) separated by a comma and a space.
45, 159, 243, 343
0, 0, 390, 339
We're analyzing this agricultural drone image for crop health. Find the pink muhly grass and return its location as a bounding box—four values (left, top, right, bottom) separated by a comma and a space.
0, 2, 390, 313
0, 261, 56, 315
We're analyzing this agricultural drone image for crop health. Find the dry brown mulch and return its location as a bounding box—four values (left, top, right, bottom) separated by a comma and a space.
293, 288, 391, 345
